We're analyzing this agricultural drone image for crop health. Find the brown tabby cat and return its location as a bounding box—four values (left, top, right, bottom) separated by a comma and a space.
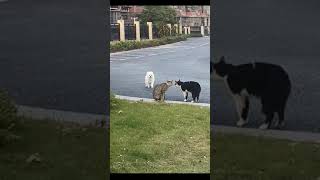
152, 80, 174, 101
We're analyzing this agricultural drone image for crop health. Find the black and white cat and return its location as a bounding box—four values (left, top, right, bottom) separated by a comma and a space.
175, 80, 201, 103
212, 56, 291, 129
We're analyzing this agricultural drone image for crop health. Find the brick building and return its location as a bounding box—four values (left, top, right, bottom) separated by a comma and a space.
110, 5, 210, 28
110, 6, 143, 25
172, 6, 210, 27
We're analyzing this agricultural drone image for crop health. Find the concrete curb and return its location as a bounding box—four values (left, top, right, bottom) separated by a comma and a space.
110, 41, 183, 55
17, 105, 320, 143
110, 37, 199, 55
17, 105, 107, 127
115, 95, 210, 107
212, 125, 320, 143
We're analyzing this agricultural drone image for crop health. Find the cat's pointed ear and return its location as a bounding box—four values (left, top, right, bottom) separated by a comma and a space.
220, 56, 225, 63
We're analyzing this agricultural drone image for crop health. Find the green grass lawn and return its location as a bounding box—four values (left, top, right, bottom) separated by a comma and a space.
212, 133, 320, 180
110, 99, 210, 173
0, 118, 107, 179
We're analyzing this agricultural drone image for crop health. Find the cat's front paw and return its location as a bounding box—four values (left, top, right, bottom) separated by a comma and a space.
184, 99, 187, 102
259, 123, 269, 130
275, 121, 285, 129
236, 119, 247, 127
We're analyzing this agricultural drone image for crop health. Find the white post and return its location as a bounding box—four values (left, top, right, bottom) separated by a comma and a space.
117, 19, 125, 41
147, 22, 153, 40
201, 26, 204, 36
179, 24, 183, 34
134, 20, 141, 41
174, 24, 178, 34
188, 27, 191, 34
184, 27, 188, 35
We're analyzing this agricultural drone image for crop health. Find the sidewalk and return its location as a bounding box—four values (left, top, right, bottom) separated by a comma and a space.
114, 95, 210, 107
18, 102, 320, 144
17, 105, 107, 127
212, 125, 320, 143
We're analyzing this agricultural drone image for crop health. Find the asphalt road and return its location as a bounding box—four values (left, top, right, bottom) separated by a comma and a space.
0, 0, 108, 114
110, 37, 210, 103
211, 0, 320, 132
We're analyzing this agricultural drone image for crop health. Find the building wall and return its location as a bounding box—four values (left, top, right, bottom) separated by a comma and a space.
110, 6, 210, 27
110, 10, 120, 24
110, 6, 135, 25
173, 5, 210, 27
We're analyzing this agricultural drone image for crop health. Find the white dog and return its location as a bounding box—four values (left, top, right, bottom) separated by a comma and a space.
145, 71, 155, 88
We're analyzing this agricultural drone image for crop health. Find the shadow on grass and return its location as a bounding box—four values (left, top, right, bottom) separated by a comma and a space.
0, 118, 107, 179
212, 132, 320, 180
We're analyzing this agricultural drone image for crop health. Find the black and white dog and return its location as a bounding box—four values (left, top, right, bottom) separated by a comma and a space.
175, 80, 201, 103
212, 56, 291, 129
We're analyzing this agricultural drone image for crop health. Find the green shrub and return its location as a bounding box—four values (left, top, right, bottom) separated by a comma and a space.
149, 40, 160, 47
110, 92, 118, 110
0, 89, 18, 129
157, 24, 171, 38
110, 41, 124, 52
110, 35, 189, 53
0, 129, 21, 147
0, 89, 20, 146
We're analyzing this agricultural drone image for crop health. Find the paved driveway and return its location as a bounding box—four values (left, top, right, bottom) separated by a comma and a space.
110, 37, 210, 103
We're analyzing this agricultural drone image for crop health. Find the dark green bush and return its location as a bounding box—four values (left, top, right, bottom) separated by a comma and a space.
110, 35, 189, 53
149, 40, 160, 47
0, 129, 21, 146
157, 24, 171, 38
110, 92, 118, 110
0, 89, 18, 129
0, 89, 20, 146
171, 26, 178, 36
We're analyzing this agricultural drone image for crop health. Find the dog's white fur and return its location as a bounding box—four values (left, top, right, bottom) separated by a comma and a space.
145, 71, 155, 88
